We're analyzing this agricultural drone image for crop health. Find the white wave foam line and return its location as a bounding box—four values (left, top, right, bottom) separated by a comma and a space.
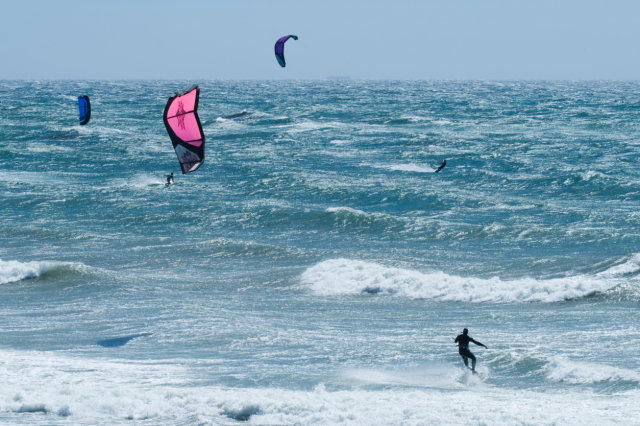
300, 259, 621, 303
545, 356, 640, 385
578, 170, 606, 182
370, 163, 435, 173
325, 207, 396, 224
397, 114, 432, 123
74, 125, 130, 136
342, 364, 486, 390
326, 206, 368, 216
0, 259, 75, 285
26, 142, 73, 153
388, 163, 435, 173
0, 349, 637, 425
286, 120, 344, 134
128, 173, 165, 188
106, 173, 164, 189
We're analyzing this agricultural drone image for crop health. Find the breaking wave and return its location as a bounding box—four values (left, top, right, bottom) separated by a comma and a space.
300, 258, 638, 303
544, 356, 640, 386
0, 259, 88, 285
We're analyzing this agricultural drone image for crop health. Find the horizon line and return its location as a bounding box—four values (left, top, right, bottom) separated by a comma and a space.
2, 78, 640, 83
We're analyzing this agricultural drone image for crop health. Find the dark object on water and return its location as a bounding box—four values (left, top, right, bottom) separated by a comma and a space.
97, 332, 152, 348
78, 95, 91, 125
274, 35, 298, 67
222, 110, 251, 120
435, 160, 446, 173
166, 172, 174, 185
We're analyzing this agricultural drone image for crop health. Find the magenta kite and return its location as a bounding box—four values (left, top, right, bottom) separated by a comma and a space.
163, 86, 205, 174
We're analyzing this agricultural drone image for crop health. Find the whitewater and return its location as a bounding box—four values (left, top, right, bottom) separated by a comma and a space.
1, 80, 639, 424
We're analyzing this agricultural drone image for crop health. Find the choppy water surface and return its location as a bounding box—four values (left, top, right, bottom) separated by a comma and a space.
1, 80, 639, 424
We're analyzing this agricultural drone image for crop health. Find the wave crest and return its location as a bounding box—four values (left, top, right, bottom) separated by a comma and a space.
300, 258, 628, 303
0, 259, 87, 285
545, 356, 640, 385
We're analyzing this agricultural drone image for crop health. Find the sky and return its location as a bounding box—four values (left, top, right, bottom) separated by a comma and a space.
1, 0, 639, 80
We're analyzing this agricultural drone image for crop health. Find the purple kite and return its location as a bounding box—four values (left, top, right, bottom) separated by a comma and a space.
274, 35, 298, 67
163, 86, 205, 174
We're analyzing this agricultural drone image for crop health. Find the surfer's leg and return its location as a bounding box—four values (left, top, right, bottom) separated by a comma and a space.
460, 354, 469, 367
469, 352, 476, 371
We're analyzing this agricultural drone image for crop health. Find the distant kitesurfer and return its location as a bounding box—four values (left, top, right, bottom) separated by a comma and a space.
435, 160, 446, 173
454, 328, 487, 373
166, 172, 174, 185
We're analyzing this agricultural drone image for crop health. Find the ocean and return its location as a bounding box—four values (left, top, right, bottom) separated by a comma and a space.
1, 80, 639, 424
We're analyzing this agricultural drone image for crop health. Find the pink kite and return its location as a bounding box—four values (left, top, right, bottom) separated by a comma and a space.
163, 86, 205, 174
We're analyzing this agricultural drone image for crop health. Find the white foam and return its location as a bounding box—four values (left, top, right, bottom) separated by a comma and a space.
0, 349, 636, 425
579, 170, 606, 181
324, 207, 395, 225
397, 114, 431, 123
300, 258, 624, 303
74, 125, 130, 136
342, 363, 484, 390
370, 163, 435, 173
286, 120, 344, 134
106, 173, 165, 189
25, 142, 73, 153
596, 253, 640, 277
545, 356, 640, 384
0, 259, 79, 285
128, 173, 166, 188
325, 206, 368, 216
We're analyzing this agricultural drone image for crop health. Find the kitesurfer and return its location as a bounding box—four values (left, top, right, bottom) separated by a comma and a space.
435, 160, 446, 173
454, 328, 487, 373
166, 172, 174, 185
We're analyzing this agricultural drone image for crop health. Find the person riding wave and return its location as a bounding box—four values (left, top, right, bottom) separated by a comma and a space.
454, 328, 488, 373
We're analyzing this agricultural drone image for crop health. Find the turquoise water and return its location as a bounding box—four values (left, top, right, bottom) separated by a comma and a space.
1, 80, 639, 424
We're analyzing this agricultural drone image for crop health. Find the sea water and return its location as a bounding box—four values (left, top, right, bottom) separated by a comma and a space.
0, 80, 639, 424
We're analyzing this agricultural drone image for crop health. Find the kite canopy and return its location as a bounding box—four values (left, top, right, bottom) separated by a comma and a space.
163, 86, 205, 174
274, 35, 298, 67
78, 95, 91, 125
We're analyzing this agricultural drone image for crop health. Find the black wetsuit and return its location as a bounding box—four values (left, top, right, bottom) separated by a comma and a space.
455, 333, 484, 371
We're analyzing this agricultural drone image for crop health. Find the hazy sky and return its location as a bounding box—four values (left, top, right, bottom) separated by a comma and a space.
1, 0, 638, 80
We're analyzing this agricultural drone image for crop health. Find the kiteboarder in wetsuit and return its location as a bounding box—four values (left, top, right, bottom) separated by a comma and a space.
435, 160, 446, 173
454, 328, 488, 373
166, 172, 174, 185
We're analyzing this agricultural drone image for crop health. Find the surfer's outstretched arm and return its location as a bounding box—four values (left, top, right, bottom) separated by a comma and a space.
470, 338, 488, 349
